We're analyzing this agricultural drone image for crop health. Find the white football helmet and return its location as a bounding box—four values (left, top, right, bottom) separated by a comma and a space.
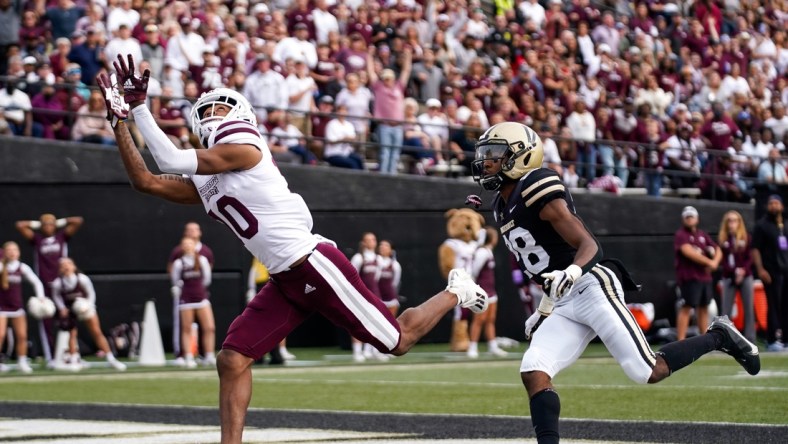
71, 297, 96, 321
189, 88, 257, 147
472, 122, 544, 191
27, 297, 56, 319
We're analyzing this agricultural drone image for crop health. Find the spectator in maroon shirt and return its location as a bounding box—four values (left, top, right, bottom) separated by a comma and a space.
701, 102, 740, 151
310, 95, 334, 159
463, 58, 493, 105
694, 0, 722, 39
717, 210, 756, 343
346, 5, 374, 45
286, 0, 315, 41
684, 19, 709, 56
336, 33, 368, 74
31, 83, 69, 140
156, 86, 191, 149
630, 2, 656, 36
674, 205, 721, 341
19, 10, 47, 57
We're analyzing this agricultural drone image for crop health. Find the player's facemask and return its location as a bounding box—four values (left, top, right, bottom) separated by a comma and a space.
472, 140, 523, 191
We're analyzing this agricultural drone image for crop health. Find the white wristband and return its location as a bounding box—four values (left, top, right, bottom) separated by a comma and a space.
537, 295, 555, 315
55, 218, 68, 228
132, 106, 199, 175
29, 220, 42, 230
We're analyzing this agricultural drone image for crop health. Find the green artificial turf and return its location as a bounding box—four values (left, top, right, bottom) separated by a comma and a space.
2, 343, 785, 424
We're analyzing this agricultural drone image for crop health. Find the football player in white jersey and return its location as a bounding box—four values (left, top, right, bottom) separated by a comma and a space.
473, 122, 761, 443
98, 54, 489, 444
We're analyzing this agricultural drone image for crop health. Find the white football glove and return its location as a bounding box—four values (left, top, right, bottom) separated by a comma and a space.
541, 264, 582, 302
245, 288, 256, 304
171, 286, 182, 301
525, 294, 555, 340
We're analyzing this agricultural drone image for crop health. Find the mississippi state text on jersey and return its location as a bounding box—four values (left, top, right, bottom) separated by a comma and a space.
492, 168, 577, 285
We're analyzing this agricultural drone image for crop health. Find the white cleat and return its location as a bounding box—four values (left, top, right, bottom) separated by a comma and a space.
173, 357, 186, 367
446, 269, 488, 314
0, 363, 9, 373
185, 357, 198, 369
18, 361, 33, 374
280, 349, 297, 361
109, 359, 127, 371
467, 349, 479, 359
352, 353, 366, 363
489, 348, 509, 358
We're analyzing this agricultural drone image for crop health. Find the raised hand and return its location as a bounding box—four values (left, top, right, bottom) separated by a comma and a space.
113, 54, 150, 104
96, 72, 129, 128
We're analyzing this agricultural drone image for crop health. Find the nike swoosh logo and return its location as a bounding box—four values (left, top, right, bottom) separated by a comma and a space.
577, 286, 590, 294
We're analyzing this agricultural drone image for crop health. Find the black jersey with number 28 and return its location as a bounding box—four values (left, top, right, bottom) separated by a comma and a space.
492, 168, 578, 286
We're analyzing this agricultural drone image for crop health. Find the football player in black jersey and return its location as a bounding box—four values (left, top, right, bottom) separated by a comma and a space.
472, 122, 761, 444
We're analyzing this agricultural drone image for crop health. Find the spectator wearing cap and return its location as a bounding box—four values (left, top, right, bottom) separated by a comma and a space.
273, 23, 317, 69
66, 26, 102, 85
335, 72, 373, 141
417, 98, 450, 163
752, 194, 788, 352
48, 37, 71, 79
324, 103, 363, 170
104, 24, 143, 72
243, 54, 288, 123
674, 205, 721, 341
285, 57, 317, 137
140, 24, 164, 80
43, 0, 85, 41
107, 0, 139, 35
286, 0, 316, 41
591, 12, 619, 58
165, 15, 207, 73
368, 47, 412, 174
410, 48, 444, 102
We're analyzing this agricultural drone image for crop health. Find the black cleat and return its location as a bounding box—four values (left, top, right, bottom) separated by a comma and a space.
708, 315, 760, 375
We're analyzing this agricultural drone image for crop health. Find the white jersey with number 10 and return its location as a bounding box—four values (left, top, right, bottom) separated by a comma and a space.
189, 119, 318, 274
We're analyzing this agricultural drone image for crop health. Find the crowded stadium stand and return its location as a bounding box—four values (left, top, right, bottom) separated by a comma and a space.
0, 0, 784, 200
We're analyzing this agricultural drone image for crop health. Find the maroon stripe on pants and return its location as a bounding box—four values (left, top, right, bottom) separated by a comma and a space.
222, 243, 401, 360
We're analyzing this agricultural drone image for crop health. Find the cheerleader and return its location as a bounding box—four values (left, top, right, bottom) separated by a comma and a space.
376, 240, 401, 317
51, 257, 126, 371
468, 227, 507, 358
0, 241, 45, 373
171, 237, 214, 368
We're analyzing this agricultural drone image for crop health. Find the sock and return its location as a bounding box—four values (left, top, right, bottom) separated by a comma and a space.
18, 355, 28, 364
488, 338, 499, 351
279, 345, 287, 354
657, 333, 719, 374
468, 342, 478, 353
185, 353, 195, 361
205, 351, 216, 360
530, 388, 560, 444
352, 342, 363, 355
106, 352, 117, 362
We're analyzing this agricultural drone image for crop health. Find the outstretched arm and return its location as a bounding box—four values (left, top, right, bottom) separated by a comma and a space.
114, 121, 201, 204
